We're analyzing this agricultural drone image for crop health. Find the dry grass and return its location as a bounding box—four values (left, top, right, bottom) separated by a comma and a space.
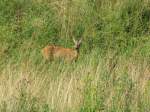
0, 53, 149, 112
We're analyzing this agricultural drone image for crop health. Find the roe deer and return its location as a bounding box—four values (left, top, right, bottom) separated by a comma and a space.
42, 38, 82, 62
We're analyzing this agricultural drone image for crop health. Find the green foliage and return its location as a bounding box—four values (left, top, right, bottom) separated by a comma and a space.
119, 0, 150, 36
0, 0, 150, 58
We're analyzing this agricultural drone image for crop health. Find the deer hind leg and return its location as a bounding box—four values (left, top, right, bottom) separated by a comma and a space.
42, 48, 53, 63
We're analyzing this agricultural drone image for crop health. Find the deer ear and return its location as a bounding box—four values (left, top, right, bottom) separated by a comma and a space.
78, 38, 82, 44
73, 38, 77, 44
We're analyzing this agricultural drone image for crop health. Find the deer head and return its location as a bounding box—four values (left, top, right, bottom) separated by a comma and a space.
73, 38, 82, 52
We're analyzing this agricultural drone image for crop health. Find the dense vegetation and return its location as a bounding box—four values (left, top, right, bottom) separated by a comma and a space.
0, 0, 150, 112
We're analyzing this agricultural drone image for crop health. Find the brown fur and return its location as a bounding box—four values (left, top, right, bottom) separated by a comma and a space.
42, 38, 82, 62
42, 45, 78, 62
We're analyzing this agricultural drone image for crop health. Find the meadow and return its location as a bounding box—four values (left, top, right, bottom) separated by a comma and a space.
0, 0, 150, 112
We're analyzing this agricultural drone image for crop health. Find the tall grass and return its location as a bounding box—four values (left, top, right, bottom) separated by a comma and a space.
0, 51, 150, 112
0, 0, 150, 112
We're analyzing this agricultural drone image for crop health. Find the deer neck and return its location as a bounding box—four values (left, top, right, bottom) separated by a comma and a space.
75, 47, 80, 54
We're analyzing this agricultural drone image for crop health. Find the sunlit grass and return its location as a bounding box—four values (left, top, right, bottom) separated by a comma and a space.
0, 51, 149, 112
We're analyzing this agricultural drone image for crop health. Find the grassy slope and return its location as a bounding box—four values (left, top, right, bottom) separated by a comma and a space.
0, 0, 150, 112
